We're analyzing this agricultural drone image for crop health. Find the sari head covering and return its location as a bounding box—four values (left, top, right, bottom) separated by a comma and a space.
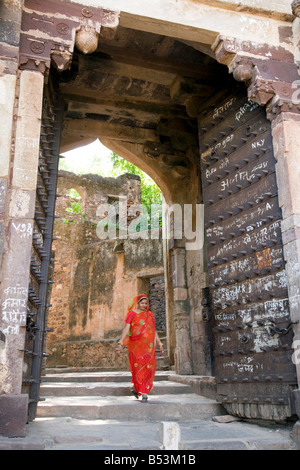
127, 294, 149, 315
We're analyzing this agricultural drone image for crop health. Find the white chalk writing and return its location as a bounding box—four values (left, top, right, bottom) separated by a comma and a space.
4, 286, 28, 295
252, 139, 265, 149
2, 298, 26, 309
1, 284, 28, 335
12, 222, 33, 238
222, 357, 255, 373
212, 271, 287, 307
235, 101, 259, 121
213, 98, 236, 119
15, 137, 39, 149
2, 310, 26, 323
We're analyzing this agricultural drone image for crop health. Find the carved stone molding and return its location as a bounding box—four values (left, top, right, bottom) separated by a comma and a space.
19, 0, 119, 75
51, 47, 73, 72
214, 35, 300, 120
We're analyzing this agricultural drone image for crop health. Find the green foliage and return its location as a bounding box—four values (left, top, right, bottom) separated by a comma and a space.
66, 201, 82, 214
110, 153, 162, 214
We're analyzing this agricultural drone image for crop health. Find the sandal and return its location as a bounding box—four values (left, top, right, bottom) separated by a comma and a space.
131, 389, 139, 399
141, 394, 148, 402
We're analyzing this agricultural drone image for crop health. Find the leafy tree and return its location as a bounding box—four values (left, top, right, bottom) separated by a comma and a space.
110, 153, 162, 214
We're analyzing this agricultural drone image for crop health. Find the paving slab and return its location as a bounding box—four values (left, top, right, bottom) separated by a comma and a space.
0, 416, 295, 450
180, 420, 294, 450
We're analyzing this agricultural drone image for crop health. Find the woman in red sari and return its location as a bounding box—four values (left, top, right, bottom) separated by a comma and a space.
117, 294, 164, 402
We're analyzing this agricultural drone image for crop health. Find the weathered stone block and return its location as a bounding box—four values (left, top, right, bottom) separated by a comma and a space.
159, 422, 181, 450
12, 70, 43, 190
0, 394, 28, 438
0, 74, 16, 178
171, 248, 186, 288
0, 20, 21, 47
273, 118, 300, 218
294, 389, 300, 419
173, 287, 187, 301
8, 188, 36, 219
17, 70, 44, 118
0, 178, 7, 217
0, 221, 4, 265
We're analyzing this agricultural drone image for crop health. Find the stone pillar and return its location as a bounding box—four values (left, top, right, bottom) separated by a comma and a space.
270, 108, 300, 446
0, 0, 22, 278
170, 239, 193, 375
0, 69, 44, 437
0, 0, 120, 437
0, 0, 34, 438
290, 0, 300, 446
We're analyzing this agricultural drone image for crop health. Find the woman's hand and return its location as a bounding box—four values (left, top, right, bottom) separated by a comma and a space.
116, 324, 130, 354
157, 339, 164, 355
155, 332, 164, 355
115, 342, 124, 355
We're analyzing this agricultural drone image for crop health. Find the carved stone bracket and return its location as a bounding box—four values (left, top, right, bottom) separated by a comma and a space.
213, 35, 300, 120
19, 0, 119, 75
292, 0, 300, 17
75, 25, 99, 55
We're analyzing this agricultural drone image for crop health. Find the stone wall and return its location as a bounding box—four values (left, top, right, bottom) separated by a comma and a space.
46, 171, 165, 369
149, 276, 166, 331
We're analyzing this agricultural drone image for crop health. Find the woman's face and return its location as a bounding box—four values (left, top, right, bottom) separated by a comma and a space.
138, 299, 148, 311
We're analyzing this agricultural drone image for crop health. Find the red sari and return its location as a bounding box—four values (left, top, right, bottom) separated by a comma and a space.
124, 295, 157, 396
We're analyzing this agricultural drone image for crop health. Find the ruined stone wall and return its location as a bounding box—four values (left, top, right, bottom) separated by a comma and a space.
46, 171, 165, 369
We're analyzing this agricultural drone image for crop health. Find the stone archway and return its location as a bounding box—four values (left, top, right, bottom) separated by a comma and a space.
54, 16, 230, 377
54, 7, 300, 432
1, 0, 300, 437
50, 0, 300, 385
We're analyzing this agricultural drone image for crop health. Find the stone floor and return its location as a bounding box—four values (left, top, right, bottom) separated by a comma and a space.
0, 370, 297, 451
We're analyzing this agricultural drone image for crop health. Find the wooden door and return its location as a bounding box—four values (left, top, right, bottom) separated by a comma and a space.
199, 87, 297, 420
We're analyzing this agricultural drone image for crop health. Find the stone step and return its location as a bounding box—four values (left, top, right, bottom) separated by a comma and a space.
40, 380, 193, 397
45, 354, 170, 373
38, 369, 225, 423
37, 393, 224, 422
42, 370, 174, 383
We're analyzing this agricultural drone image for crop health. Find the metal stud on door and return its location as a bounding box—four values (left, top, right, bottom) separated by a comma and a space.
198, 86, 297, 421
